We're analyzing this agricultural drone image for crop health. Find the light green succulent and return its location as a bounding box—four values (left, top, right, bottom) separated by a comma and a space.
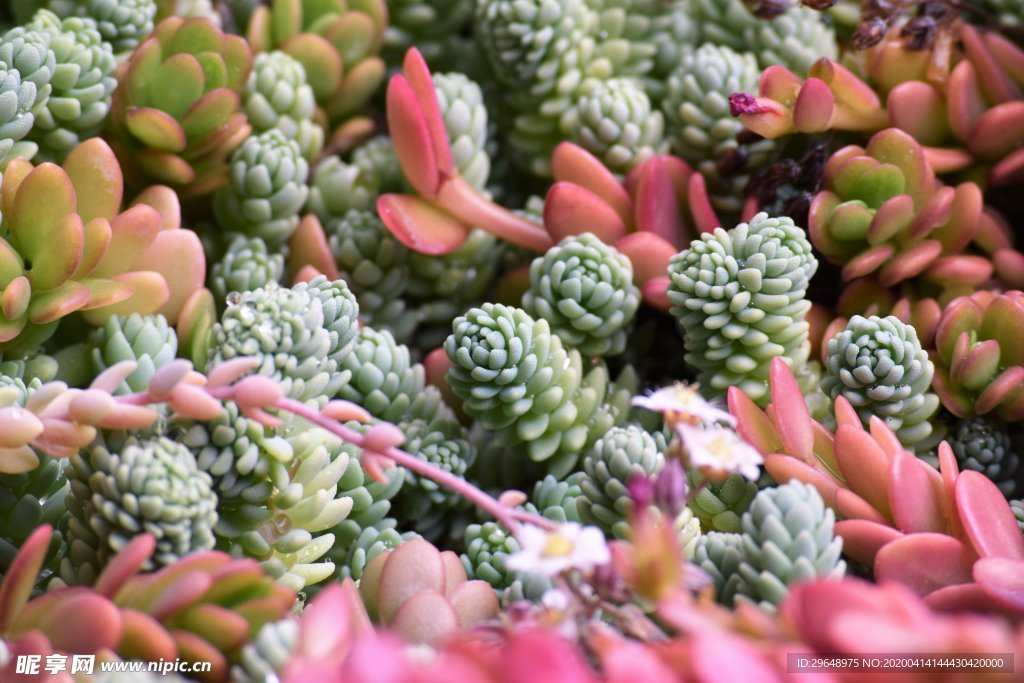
215, 427, 356, 592
577, 425, 665, 539
0, 54, 42, 165
210, 235, 285, 307
62, 435, 219, 585
445, 303, 621, 478
663, 44, 773, 214
524, 473, 584, 523
384, 0, 476, 67
688, 471, 758, 533
20, 11, 116, 161
233, 618, 299, 683
80, 0, 156, 53
0, 449, 67, 591
206, 277, 359, 405
329, 517, 413, 582
667, 213, 818, 405
694, 480, 845, 609
244, 50, 324, 160
392, 418, 475, 518
214, 129, 310, 247
90, 314, 178, 395
523, 233, 640, 357
566, 77, 666, 175
822, 315, 940, 451
305, 136, 403, 223
434, 71, 491, 190
743, 4, 837, 75
325, 211, 417, 342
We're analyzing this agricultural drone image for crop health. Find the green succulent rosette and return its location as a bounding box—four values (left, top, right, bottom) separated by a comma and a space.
325, 210, 417, 342
306, 136, 404, 223
210, 234, 285, 306
666, 212, 818, 405
434, 70, 491, 190
61, 435, 219, 585
444, 303, 620, 478
1012, 499, 1024, 533
80, 0, 156, 53
243, 50, 324, 161
822, 315, 940, 451
688, 471, 758, 533
384, 0, 475, 67
743, 4, 837, 75
949, 417, 1021, 498
524, 473, 584, 524
233, 619, 299, 683
213, 129, 310, 247
90, 313, 178, 395
523, 232, 640, 358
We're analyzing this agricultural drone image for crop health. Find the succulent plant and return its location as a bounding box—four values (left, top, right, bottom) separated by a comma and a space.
808, 130, 987, 290
90, 314, 178, 395
324, 210, 416, 341
524, 472, 584, 523
666, 212, 818, 405
662, 44, 772, 214
246, 0, 387, 122
0, 21, 57, 112
384, 0, 476, 68
173, 398, 282, 506
692, 531, 749, 605
14, 11, 116, 162
949, 417, 1021, 498
444, 303, 620, 478
243, 50, 324, 160
305, 136, 404, 222
688, 471, 758, 533
0, 450, 67, 591
565, 77, 667, 175
821, 315, 940, 451
206, 277, 359, 404
328, 517, 412, 582
0, 55, 42, 166
210, 234, 285, 306
523, 232, 640, 358
392, 418, 475, 519
577, 425, 665, 539
1013, 499, 1024, 533
109, 16, 253, 196
932, 291, 1024, 421
61, 435, 219, 585
460, 521, 551, 603
233, 618, 299, 683
80, 0, 157, 54
742, 5, 836, 75
358, 538, 500, 645
0, 139, 205, 353
215, 427, 356, 592
213, 129, 310, 247
433, 71, 491, 190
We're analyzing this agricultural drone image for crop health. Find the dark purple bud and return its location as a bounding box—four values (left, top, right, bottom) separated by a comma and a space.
802, 0, 837, 10
653, 460, 688, 518
853, 17, 889, 49
628, 472, 654, 510
901, 16, 936, 51
746, 0, 790, 18
863, 0, 895, 19
716, 146, 749, 178
729, 92, 763, 117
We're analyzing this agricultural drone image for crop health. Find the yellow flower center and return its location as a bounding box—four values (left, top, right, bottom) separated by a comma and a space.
543, 533, 574, 557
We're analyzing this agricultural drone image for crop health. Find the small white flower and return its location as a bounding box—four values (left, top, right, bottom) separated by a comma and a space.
631, 383, 736, 427
677, 423, 763, 481
506, 523, 610, 577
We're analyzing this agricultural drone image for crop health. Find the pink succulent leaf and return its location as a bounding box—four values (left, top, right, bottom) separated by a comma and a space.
690, 632, 784, 683
835, 488, 889, 525
614, 232, 677, 287
640, 276, 671, 310
763, 454, 840, 508
732, 93, 794, 139
435, 176, 553, 252
287, 215, 341, 283
94, 534, 157, 598
955, 470, 1024, 560
0, 524, 53, 631
835, 519, 904, 566
687, 172, 721, 235
727, 385, 783, 456
792, 78, 836, 133
386, 74, 441, 197
961, 24, 1019, 105
544, 182, 628, 244
554, 142, 632, 224
401, 48, 454, 177
632, 157, 687, 248
377, 193, 470, 255
768, 358, 813, 460
887, 82, 950, 146
889, 449, 945, 534
874, 533, 976, 596
834, 425, 892, 519
972, 557, 1024, 614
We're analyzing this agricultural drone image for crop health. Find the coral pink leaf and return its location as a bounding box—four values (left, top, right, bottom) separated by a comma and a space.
728, 385, 782, 455
92, 204, 162, 279
687, 173, 720, 235
691, 633, 784, 683
867, 417, 902, 457
556, 143, 632, 225
976, 366, 1024, 415
63, 138, 123, 224
955, 470, 1024, 560
759, 65, 803, 103
614, 232, 677, 287
402, 48, 454, 176
925, 256, 992, 287
961, 24, 1020, 105
874, 533, 976, 596
436, 176, 553, 251
377, 194, 469, 255
887, 82, 949, 146
889, 449, 945, 533
967, 101, 1024, 159
792, 78, 835, 133
878, 239, 943, 287
0, 525, 52, 631
836, 488, 889, 524
994, 248, 1024, 288
544, 182, 628, 244
150, 571, 214, 621
923, 146, 974, 174
386, 75, 440, 197
82, 271, 169, 321
973, 557, 1024, 613
287, 215, 340, 283
763, 454, 840, 508
841, 244, 894, 281
736, 96, 793, 139
377, 539, 446, 624
633, 157, 686, 248
640, 276, 671, 311
990, 146, 1024, 186
172, 630, 228, 682
119, 608, 178, 662
980, 294, 1024, 367
448, 580, 500, 628
834, 519, 904, 566
951, 338, 1000, 390
136, 229, 206, 323
132, 186, 181, 232
768, 358, 813, 460
43, 593, 123, 653
27, 281, 91, 324
834, 425, 892, 519
946, 62, 987, 143
924, 581, 1024, 616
